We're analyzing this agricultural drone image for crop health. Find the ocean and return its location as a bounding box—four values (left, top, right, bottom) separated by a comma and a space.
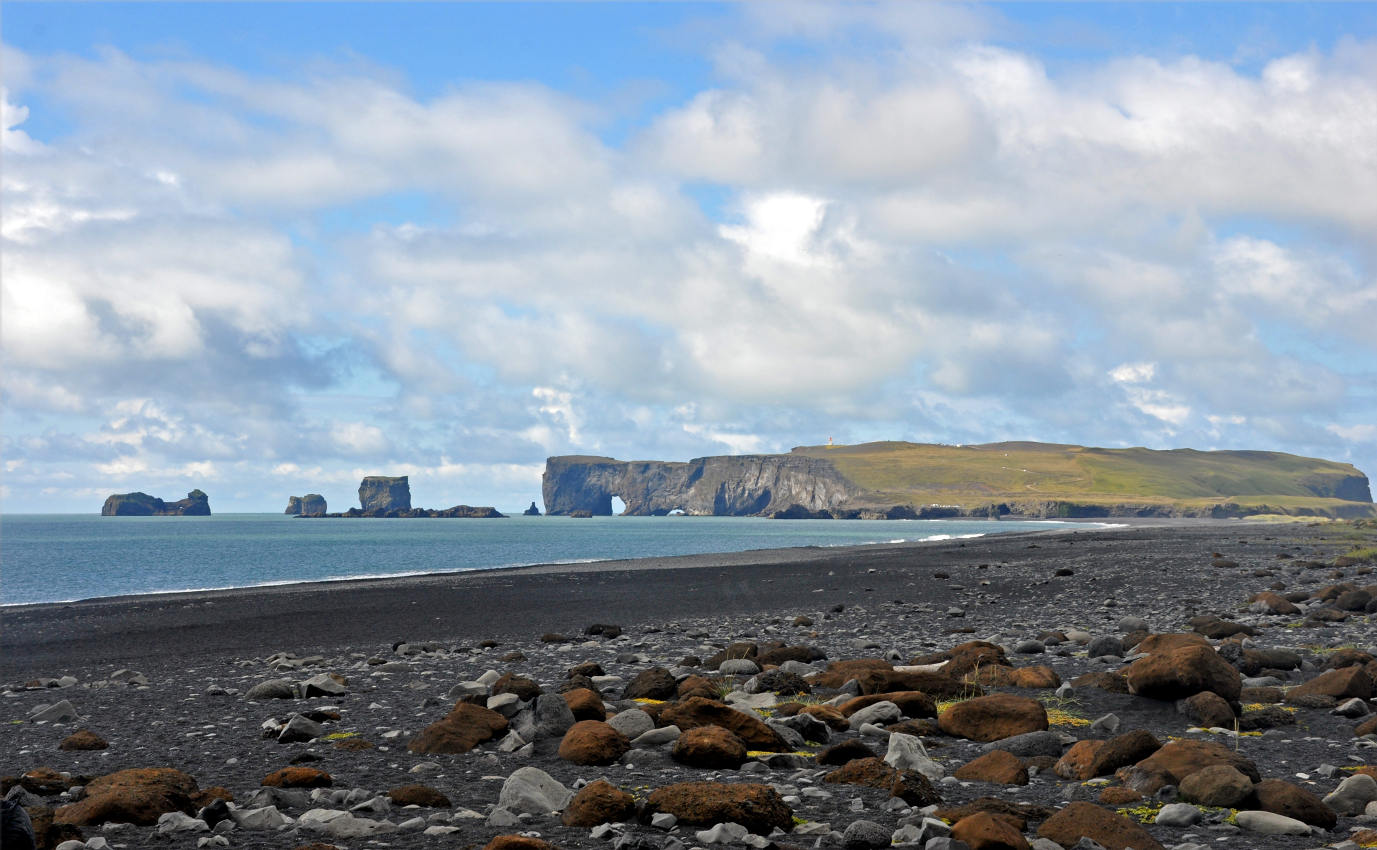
0, 514, 1080, 606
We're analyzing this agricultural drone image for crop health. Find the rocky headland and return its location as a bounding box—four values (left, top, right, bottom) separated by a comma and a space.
544, 443, 1374, 520
543, 455, 856, 517
99, 490, 211, 517
5, 520, 1377, 850
285, 495, 328, 517
307, 476, 504, 518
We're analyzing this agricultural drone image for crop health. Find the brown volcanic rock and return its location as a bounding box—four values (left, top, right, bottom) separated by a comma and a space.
1055, 730, 1161, 780
1071, 671, 1129, 693
822, 757, 941, 806
1286, 666, 1373, 702
261, 767, 332, 788
492, 673, 542, 701
561, 779, 637, 827
817, 739, 876, 765
53, 768, 198, 827
1180, 691, 1236, 728
672, 726, 748, 769
676, 676, 724, 701
1126, 644, 1241, 702
857, 669, 972, 699
809, 659, 893, 689
1054, 740, 1104, 781
4, 767, 76, 796
1251, 778, 1338, 829
386, 785, 450, 808
839, 691, 937, 719
951, 812, 1031, 850
557, 720, 630, 766
58, 730, 108, 751
26, 805, 85, 850
944, 641, 1012, 677
971, 665, 1062, 689
1178, 765, 1254, 808
938, 694, 1048, 742
1249, 591, 1300, 615
621, 667, 678, 700
1037, 801, 1165, 850
934, 799, 1053, 832
953, 750, 1029, 786
408, 702, 508, 754
800, 704, 849, 730
1128, 740, 1260, 786
644, 782, 792, 835
1134, 633, 1208, 655
660, 697, 790, 751
563, 688, 606, 721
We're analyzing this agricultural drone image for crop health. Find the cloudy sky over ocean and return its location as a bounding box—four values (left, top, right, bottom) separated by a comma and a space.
3, 2, 1375, 513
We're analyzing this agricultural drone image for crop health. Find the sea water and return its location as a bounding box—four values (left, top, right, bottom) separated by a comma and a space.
0, 514, 1077, 605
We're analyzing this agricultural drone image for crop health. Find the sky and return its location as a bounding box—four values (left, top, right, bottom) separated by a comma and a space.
2, 2, 1376, 514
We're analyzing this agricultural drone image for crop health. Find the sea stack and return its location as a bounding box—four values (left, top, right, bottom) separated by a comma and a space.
358, 476, 411, 513
523, 501, 541, 516
101, 489, 211, 516
285, 494, 327, 516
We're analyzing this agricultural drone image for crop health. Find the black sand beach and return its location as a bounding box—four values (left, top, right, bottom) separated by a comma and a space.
6, 520, 1199, 676
5, 519, 1377, 850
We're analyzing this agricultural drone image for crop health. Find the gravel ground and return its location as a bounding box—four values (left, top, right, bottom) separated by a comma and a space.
5, 519, 1377, 850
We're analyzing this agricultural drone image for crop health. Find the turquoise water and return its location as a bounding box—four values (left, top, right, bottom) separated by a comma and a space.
0, 514, 1073, 605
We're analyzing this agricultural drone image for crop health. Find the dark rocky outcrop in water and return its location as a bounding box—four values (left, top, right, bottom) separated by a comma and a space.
543, 455, 857, 517
101, 489, 211, 516
327, 505, 505, 519
285, 494, 327, 516
305, 476, 503, 518
359, 476, 411, 513
523, 501, 542, 516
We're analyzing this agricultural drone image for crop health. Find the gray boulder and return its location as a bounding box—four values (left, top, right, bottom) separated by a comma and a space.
497, 767, 572, 815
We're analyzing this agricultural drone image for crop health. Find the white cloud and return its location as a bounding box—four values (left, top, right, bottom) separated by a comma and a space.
331, 423, 389, 456
1328, 424, 1377, 443
1, 27, 1374, 510
1110, 363, 1157, 384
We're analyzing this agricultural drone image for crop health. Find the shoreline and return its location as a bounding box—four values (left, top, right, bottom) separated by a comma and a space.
0, 516, 1124, 611
0, 517, 1146, 612
2, 517, 1242, 680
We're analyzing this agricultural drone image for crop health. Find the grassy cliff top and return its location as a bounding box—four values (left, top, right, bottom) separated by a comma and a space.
790, 440, 1372, 515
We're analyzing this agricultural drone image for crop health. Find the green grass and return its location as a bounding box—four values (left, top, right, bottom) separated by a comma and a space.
791, 441, 1373, 518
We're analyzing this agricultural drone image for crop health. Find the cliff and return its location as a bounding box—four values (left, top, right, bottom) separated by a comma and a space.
543, 442, 1374, 519
542, 454, 859, 516
101, 489, 211, 516
359, 476, 411, 513
285, 494, 327, 516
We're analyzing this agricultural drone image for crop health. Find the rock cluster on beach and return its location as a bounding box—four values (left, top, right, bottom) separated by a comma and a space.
6, 522, 1377, 850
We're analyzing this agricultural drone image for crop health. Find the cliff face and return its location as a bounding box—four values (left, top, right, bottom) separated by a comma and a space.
285, 494, 327, 516
101, 489, 211, 516
542, 455, 859, 516
359, 476, 411, 513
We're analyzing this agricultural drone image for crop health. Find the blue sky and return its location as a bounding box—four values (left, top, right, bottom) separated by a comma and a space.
3, 2, 1375, 513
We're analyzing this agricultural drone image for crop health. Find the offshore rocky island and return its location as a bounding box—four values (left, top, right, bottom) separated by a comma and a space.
543, 441, 1373, 520
299, 476, 504, 518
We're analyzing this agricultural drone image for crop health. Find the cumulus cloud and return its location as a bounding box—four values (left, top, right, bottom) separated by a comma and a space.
2, 19, 1375, 512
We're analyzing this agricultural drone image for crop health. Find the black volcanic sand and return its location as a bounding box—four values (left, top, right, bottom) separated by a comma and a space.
4, 520, 1377, 850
